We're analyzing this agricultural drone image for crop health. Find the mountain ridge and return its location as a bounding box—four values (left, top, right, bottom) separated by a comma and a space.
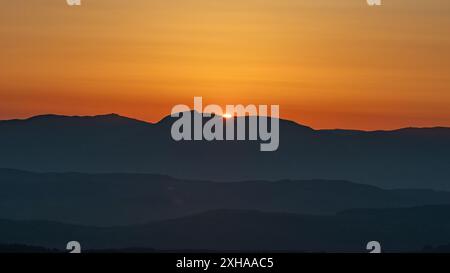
0, 113, 449, 189
1, 112, 448, 133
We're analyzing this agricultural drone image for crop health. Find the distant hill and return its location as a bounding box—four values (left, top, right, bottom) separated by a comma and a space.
0, 113, 449, 189
3, 206, 450, 252
2, 169, 450, 226
0, 244, 60, 253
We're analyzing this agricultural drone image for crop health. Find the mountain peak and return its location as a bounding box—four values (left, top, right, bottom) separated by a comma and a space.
0, 113, 152, 127
156, 110, 314, 131
27, 113, 125, 121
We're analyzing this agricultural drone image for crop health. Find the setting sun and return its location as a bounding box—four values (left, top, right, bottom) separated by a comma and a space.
223, 113, 233, 119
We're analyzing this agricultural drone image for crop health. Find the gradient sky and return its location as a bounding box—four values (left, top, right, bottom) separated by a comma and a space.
1, 0, 449, 129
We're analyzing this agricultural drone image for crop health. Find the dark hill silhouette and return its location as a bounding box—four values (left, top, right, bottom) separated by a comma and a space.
422, 243, 450, 253
0, 244, 60, 253
3, 206, 450, 252
2, 169, 450, 226
0, 112, 449, 189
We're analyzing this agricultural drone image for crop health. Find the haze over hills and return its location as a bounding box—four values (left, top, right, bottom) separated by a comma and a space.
3, 169, 450, 226
0, 113, 448, 189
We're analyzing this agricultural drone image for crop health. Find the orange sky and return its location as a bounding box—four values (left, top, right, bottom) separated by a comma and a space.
1, 0, 449, 130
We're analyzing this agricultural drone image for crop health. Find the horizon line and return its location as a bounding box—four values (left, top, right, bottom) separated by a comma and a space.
0, 112, 448, 133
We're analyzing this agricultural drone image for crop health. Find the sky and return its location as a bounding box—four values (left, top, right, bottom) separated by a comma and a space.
1, 0, 449, 130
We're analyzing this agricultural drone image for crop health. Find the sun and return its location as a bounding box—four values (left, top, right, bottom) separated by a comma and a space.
222, 113, 233, 119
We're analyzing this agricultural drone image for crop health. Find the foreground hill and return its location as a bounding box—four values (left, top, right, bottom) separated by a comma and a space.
3, 206, 450, 252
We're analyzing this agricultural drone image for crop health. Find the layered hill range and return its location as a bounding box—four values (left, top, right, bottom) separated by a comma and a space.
0, 112, 448, 190
0, 112, 450, 252
3, 169, 450, 226
3, 205, 450, 252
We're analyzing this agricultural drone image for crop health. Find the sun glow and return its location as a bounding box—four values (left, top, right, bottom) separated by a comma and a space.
223, 113, 233, 119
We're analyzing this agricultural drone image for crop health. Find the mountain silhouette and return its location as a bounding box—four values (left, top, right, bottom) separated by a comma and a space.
2, 169, 450, 226
0, 113, 449, 189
